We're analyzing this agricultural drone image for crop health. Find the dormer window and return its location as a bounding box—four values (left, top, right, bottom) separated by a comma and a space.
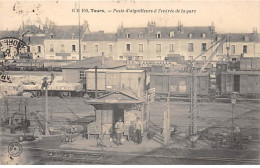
126, 33, 130, 38
138, 33, 143, 38
170, 31, 174, 38
244, 35, 249, 42
50, 34, 54, 39
157, 32, 161, 38
189, 33, 193, 38
72, 33, 76, 39
202, 33, 206, 38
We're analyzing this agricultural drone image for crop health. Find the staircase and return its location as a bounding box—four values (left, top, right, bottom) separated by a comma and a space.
148, 122, 164, 145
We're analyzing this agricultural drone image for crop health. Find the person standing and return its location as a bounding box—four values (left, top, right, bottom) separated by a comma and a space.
115, 118, 124, 145
135, 117, 143, 145
128, 121, 135, 142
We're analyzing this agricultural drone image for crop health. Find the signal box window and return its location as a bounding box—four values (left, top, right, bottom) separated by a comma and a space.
79, 70, 86, 79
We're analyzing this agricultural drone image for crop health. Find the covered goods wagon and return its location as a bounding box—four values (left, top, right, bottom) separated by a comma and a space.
239, 57, 260, 71
150, 72, 210, 96
220, 71, 260, 96
85, 69, 146, 96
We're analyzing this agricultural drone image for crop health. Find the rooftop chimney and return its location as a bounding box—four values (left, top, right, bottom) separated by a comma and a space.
101, 52, 105, 65
148, 20, 156, 34
178, 21, 183, 33
210, 22, 215, 34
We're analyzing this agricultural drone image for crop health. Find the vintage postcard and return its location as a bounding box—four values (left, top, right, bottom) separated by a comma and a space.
0, 0, 259, 165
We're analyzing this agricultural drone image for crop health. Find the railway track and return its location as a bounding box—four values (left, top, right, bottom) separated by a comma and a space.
2, 145, 260, 164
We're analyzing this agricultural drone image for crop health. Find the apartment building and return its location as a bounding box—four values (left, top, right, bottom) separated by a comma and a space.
216, 29, 260, 61
81, 31, 117, 59
44, 21, 90, 60
1, 21, 259, 61
116, 21, 216, 61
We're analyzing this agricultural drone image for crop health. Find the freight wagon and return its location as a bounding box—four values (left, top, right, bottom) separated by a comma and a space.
150, 72, 210, 97
220, 71, 260, 98
85, 69, 146, 97
239, 57, 260, 71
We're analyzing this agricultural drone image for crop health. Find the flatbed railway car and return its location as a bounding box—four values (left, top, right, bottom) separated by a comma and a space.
22, 82, 84, 98
150, 72, 210, 97
2, 59, 75, 72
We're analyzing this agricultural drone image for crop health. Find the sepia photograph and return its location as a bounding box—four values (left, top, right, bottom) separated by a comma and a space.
0, 0, 259, 165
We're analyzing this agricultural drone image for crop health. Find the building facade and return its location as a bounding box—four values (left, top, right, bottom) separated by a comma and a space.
44, 21, 90, 60
81, 31, 117, 59
216, 30, 260, 61
1, 21, 259, 61
115, 22, 216, 61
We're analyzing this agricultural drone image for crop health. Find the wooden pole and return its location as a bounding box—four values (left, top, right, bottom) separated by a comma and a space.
190, 62, 197, 135
78, 0, 81, 60
167, 92, 170, 142
45, 84, 50, 136
95, 66, 98, 98
164, 109, 167, 145
164, 92, 170, 145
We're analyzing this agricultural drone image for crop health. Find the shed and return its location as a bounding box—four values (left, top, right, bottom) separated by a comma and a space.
85, 90, 148, 138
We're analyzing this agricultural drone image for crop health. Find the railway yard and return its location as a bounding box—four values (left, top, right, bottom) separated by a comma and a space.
1, 57, 260, 165
0, 95, 260, 164
0, 0, 260, 165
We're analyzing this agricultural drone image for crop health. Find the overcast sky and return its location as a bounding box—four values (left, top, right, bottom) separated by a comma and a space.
0, 0, 259, 33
